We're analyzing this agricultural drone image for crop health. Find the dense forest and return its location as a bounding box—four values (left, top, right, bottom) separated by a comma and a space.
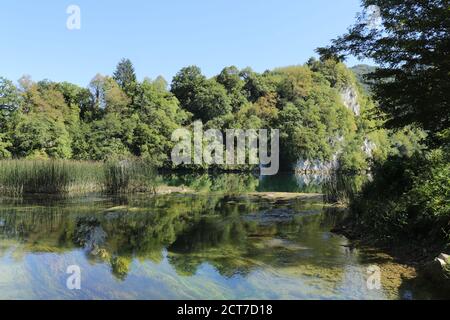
0, 58, 423, 172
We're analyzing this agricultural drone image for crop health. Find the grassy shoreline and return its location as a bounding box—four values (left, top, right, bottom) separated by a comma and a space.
0, 159, 157, 196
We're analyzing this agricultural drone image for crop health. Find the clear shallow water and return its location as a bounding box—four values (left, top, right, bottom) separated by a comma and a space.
0, 174, 444, 300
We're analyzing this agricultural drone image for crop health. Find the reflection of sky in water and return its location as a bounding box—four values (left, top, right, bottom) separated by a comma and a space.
0, 250, 390, 300
337, 265, 385, 300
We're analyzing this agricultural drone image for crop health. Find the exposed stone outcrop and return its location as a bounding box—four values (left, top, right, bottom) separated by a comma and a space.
340, 86, 361, 116
436, 253, 449, 269
422, 253, 450, 289
362, 138, 377, 157
294, 172, 329, 188
293, 85, 378, 173
294, 155, 339, 173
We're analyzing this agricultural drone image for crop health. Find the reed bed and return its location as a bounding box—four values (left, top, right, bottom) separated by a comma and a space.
322, 174, 366, 205
103, 158, 157, 194
0, 159, 157, 196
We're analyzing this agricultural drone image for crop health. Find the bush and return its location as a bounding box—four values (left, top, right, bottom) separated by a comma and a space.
350, 148, 450, 244
323, 174, 367, 205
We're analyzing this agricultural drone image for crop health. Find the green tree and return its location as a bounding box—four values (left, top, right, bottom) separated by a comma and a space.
171, 65, 206, 114
240, 67, 276, 102
318, 0, 450, 249
152, 75, 168, 92
89, 74, 130, 114
113, 58, 138, 99
0, 77, 20, 124
12, 80, 73, 158
0, 133, 11, 159
56, 82, 92, 122
0, 77, 20, 158
217, 66, 242, 92
273, 65, 357, 169
13, 113, 72, 159
217, 66, 247, 112
171, 66, 232, 122
317, 0, 450, 139
86, 113, 135, 160
132, 79, 189, 166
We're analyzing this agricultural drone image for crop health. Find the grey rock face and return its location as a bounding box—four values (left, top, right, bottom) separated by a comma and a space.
294, 173, 329, 188
292, 85, 379, 173
294, 155, 339, 173
362, 138, 377, 157
341, 86, 361, 116
422, 253, 450, 289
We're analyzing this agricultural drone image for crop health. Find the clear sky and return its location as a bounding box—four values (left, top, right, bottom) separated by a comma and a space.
0, 0, 366, 86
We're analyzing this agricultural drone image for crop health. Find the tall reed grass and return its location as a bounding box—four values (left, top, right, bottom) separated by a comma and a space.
0, 159, 157, 196
104, 158, 157, 194
0, 160, 103, 195
322, 173, 367, 205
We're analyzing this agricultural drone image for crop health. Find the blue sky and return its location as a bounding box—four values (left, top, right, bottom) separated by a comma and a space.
0, 0, 366, 86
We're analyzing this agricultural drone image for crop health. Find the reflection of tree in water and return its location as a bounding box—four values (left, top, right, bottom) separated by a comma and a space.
257, 173, 326, 193
73, 217, 106, 251
0, 194, 347, 281
322, 174, 367, 204
168, 216, 254, 277
163, 172, 327, 194
161, 173, 260, 193
0, 195, 224, 279
70, 196, 222, 280
110, 256, 133, 281
166, 206, 347, 278
161, 172, 367, 199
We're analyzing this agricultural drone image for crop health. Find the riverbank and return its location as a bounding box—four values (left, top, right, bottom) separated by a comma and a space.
246, 192, 323, 201
332, 222, 450, 294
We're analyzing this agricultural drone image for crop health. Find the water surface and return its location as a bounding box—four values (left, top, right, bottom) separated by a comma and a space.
0, 174, 443, 299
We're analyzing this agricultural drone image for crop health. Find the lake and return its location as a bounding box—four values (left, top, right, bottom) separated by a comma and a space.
0, 173, 443, 299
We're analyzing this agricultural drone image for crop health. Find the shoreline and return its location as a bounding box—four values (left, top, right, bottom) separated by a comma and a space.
332, 222, 450, 294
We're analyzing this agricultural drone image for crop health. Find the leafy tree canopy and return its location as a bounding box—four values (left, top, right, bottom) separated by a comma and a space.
0, 58, 425, 170
317, 0, 450, 140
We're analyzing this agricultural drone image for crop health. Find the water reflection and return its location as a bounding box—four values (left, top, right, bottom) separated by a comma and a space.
160, 172, 367, 201
0, 195, 335, 279
0, 173, 443, 299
